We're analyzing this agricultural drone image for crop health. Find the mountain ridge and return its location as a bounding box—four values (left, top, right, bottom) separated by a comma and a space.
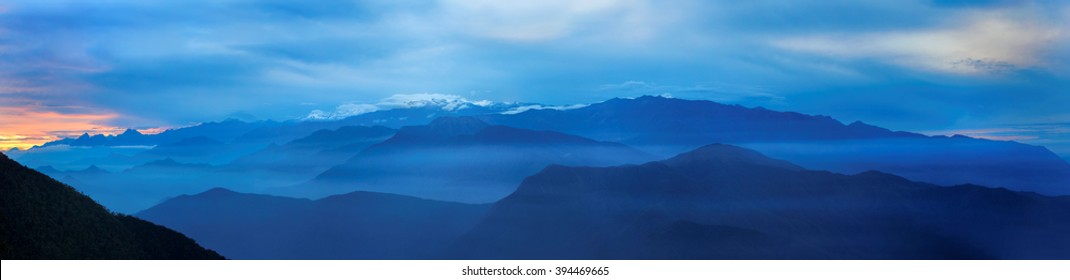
137, 187, 489, 259
304, 119, 655, 202
476, 96, 1070, 195
447, 143, 1070, 259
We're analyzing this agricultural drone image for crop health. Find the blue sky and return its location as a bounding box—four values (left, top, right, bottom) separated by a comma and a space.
1, 0, 1068, 156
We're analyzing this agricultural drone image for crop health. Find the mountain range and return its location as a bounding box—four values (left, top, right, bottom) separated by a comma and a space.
447, 144, 1070, 259
226, 125, 396, 178
479, 96, 1070, 195
7, 100, 528, 171
25, 126, 395, 213
35, 98, 529, 150
135, 144, 1070, 259
303, 117, 654, 202
8, 96, 1069, 215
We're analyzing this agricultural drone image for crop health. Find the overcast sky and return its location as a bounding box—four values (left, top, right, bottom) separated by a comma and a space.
1, 0, 1068, 155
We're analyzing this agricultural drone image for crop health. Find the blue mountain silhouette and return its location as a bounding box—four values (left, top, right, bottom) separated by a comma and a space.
479, 96, 1070, 195
137, 187, 488, 259
304, 117, 655, 201
447, 144, 1070, 259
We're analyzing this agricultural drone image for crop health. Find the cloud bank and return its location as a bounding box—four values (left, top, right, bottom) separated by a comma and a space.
303, 93, 498, 120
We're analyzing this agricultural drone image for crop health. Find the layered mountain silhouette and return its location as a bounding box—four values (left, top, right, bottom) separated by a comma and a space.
447, 144, 1070, 259
9, 94, 1066, 260
227, 126, 395, 176
13, 104, 525, 171
479, 96, 1070, 195
137, 188, 488, 259
138, 136, 249, 165
0, 152, 223, 259
37, 102, 525, 149
42, 119, 270, 148
481, 96, 908, 146
126, 144, 1070, 259
16, 96, 1069, 196
305, 117, 654, 202
40, 157, 223, 213
28, 126, 396, 213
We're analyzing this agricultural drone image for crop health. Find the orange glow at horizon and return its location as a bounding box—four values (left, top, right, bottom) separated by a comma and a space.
0, 106, 125, 151
136, 127, 170, 135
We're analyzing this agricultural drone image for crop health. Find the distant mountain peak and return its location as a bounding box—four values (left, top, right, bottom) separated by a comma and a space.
402, 97, 484, 111
79, 165, 107, 173
120, 128, 143, 136
34, 165, 61, 174
196, 187, 239, 197
662, 144, 803, 171
144, 158, 181, 166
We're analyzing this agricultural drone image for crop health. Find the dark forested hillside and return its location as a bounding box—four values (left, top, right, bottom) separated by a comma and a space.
0, 152, 223, 259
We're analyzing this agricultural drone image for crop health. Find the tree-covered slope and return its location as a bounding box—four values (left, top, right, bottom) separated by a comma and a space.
0, 152, 223, 259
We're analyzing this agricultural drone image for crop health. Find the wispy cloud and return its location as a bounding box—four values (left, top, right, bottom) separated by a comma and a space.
772, 7, 1066, 75
436, 0, 665, 43
304, 103, 381, 120
501, 104, 589, 115
378, 93, 493, 109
